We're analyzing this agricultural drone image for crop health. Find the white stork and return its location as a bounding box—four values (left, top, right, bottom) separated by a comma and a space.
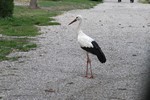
69, 15, 106, 79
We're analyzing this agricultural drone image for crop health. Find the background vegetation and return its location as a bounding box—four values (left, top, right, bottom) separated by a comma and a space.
0, 0, 14, 18
139, 0, 150, 3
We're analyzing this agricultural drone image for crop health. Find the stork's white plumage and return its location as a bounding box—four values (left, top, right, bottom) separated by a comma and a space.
69, 15, 106, 78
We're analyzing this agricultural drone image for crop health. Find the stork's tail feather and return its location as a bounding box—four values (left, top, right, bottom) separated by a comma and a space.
91, 41, 106, 63
97, 51, 106, 63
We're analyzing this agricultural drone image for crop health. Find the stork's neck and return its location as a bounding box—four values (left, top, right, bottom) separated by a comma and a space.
77, 20, 82, 33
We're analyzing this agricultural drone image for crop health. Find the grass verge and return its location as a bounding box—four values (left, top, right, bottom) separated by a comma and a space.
38, 0, 101, 11
139, 0, 150, 3
0, 39, 37, 61
0, 0, 101, 61
0, 6, 60, 61
0, 6, 60, 36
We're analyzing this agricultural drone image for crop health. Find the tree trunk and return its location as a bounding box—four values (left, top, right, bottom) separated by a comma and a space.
29, 0, 38, 9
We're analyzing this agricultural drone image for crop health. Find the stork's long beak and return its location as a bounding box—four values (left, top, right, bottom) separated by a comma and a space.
68, 19, 77, 25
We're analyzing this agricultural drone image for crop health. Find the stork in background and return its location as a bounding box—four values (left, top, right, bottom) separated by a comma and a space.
69, 15, 106, 79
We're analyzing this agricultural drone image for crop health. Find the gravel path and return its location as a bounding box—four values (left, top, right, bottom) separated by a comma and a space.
1, 0, 150, 100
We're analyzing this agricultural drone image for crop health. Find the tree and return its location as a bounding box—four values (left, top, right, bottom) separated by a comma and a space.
29, 0, 38, 9
0, 0, 14, 18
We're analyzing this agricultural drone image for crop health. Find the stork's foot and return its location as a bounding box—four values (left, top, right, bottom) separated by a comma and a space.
84, 75, 94, 79
89, 75, 94, 79
82, 75, 94, 79
84, 75, 88, 78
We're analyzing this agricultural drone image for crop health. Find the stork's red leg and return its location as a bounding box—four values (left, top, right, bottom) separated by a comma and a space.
85, 53, 89, 77
85, 60, 88, 77
89, 61, 94, 78
87, 53, 94, 79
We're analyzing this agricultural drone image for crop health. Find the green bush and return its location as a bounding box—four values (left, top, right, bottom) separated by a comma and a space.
0, 0, 14, 18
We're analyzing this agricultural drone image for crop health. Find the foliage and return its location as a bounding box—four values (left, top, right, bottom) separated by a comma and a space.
0, 0, 14, 18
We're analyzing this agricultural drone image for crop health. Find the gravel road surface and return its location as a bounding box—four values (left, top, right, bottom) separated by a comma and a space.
1, 0, 150, 100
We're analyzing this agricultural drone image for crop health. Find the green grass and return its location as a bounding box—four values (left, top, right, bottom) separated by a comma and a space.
0, 39, 37, 61
139, 0, 150, 3
38, 0, 101, 11
0, 0, 101, 61
0, 6, 60, 61
0, 6, 60, 36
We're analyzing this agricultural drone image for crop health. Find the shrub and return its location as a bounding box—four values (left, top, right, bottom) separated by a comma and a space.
0, 0, 14, 18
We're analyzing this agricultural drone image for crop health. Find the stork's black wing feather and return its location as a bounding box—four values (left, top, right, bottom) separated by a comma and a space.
81, 41, 106, 63
92, 41, 106, 63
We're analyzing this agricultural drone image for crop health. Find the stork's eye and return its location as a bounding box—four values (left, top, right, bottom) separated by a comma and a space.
76, 17, 78, 19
